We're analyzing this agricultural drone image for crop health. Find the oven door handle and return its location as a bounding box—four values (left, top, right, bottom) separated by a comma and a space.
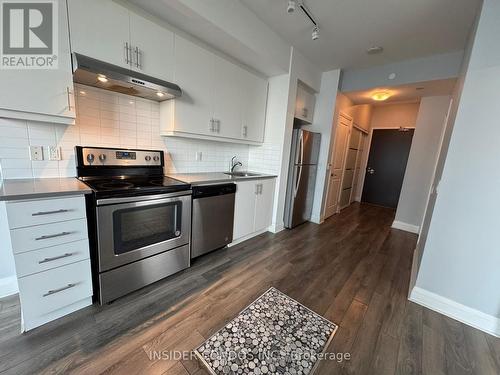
96, 190, 192, 206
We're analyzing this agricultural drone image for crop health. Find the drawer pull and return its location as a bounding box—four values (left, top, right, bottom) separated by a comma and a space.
32, 209, 70, 216
38, 252, 75, 264
43, 283, 77, 297
35, 232, 72, 241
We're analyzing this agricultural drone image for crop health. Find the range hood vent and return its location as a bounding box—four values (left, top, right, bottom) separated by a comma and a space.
72, 53, 182, 101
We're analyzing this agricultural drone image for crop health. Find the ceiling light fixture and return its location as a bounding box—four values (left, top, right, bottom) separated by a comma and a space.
156, 92, 165, 97
367, 46, 384, 55
287, 0, 296, 13
97, 74, 108, 83
372, 91, 391, 101
312, 26, 319, 41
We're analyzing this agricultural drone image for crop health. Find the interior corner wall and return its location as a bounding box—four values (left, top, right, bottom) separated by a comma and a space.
393, 96, 451, 231
414, 0, 500, 333
309, 70, 341, 223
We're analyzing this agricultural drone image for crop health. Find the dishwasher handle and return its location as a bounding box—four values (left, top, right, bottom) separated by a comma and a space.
192, 183, 236, 199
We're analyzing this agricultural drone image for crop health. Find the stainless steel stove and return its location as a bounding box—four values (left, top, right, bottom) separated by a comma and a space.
76, 146, 192, 304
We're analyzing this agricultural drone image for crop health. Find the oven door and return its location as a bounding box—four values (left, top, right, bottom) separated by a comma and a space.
96, 193, 191, 272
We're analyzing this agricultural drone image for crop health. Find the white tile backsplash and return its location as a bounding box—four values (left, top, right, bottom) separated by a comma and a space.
0, 84, 266, 179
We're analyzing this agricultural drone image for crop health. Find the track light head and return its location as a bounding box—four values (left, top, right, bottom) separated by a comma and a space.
287, 0, 296, 14
312, 26, 319, 41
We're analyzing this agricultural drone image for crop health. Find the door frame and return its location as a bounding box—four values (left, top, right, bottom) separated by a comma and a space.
357, 126, 416, 205
323, 111, 353, 219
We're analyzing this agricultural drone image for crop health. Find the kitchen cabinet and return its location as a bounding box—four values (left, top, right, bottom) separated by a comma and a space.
67, 0, 175, 80
295, 83, 316, 124
0, 0, 75, 124
1, 195, 92, 332
161, 35, 268, 145
129, 12, 175, 81
233, 178, 276, 241
67, 0, 130, 69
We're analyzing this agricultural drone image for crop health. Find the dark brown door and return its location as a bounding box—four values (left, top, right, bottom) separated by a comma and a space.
362, 129, 414, 208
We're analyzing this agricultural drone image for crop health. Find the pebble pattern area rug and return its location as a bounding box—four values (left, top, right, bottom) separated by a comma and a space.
195, 287, 338, 375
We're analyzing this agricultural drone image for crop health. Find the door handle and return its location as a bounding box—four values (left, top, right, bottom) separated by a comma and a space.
367, 168, 375, 175
124, 42, 131, 64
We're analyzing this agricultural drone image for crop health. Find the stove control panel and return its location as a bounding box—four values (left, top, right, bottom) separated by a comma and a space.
81, 147, 163, 167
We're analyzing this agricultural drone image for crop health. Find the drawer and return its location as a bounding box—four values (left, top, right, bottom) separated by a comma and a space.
6, 196, 86, 229
18, 259, 92, 320
14, 240, 90, 277
11, 218, 88, 254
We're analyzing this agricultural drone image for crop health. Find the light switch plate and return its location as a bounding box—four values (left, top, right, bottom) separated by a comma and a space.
48, 146, 61, 161
29, 146, 44, 161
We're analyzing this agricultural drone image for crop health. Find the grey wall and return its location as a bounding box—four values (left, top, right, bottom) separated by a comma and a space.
415, 0, 500, 319
341, 51, 464, 92
394, 96, 451, 230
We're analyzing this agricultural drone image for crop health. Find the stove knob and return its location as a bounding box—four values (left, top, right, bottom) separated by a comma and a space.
86, 153, 95, 164
99, 154, 106, 162
145, 155, 152, 161
153, 156, 160, 162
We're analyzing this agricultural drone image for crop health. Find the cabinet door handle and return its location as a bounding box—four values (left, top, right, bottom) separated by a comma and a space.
209, 118, 214, 132
32, 209, 70, 216
35, 232, 72, 241
39, 252, 75, 264
259, 184, 263, 194
242, 125, 248, 137
124, 42, 131, 64
302, 108, 308, 118
216, 120, 221, 133
66, 87, 73, 111
255, 184, 259, 195
134, 46, 141, 69
43, 283, 77, 297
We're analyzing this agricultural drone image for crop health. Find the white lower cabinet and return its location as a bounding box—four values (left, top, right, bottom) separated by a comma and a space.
1, 195, 92, 332
233, 178, 276, 242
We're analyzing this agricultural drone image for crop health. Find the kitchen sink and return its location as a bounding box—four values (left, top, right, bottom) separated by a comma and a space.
224, 171, 262, 177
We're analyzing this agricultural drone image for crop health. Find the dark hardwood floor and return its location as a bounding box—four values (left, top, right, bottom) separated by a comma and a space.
1, 203, 499, 375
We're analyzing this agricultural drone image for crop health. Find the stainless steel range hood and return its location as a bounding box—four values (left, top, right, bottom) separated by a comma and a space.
72, 53, 182, 101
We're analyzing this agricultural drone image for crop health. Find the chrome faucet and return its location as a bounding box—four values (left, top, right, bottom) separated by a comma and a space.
230, 156, 242, 172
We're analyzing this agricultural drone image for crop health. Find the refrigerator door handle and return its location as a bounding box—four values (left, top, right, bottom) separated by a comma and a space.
294, 165, 303, 198
297, 131, 304, 165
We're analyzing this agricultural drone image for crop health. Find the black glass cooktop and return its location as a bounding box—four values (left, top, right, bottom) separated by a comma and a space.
80, 176, 191, 198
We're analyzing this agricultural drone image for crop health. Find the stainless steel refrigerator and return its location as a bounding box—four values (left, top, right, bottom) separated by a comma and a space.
284, 129, 321, 228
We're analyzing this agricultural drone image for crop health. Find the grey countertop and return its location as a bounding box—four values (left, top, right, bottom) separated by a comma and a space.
0, 178, 92, 201
167, 172, 277, 185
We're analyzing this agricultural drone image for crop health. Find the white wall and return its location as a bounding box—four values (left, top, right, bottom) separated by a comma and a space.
309, 70, 341, 223
414, 0, 500, 335
393, 96, 451, 232
370, 102, 421, 129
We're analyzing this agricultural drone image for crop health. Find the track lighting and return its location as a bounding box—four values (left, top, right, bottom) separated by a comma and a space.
312, 26, 319, 41
287, 0, 296, 14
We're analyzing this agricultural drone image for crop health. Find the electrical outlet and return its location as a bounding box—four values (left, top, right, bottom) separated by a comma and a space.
48, 146, 61, 161
29, 146, 44, 161
196, 151, 203, 161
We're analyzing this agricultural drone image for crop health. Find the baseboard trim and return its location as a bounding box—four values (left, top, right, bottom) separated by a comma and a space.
269, 223, 285, 234
392, 220, 420, 234
410, 287, 500, 338
0, 276, 18, 298
310, 214, 324, 224
228, 228, 270, 247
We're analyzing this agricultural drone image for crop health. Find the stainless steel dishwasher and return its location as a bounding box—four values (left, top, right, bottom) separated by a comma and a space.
191, 183, 236, 259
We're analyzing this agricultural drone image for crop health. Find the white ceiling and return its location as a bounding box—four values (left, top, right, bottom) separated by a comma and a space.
240, 0, 481, 70
344, 78, 457, 105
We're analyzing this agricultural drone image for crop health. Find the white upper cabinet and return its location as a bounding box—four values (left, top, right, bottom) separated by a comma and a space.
67, 0, 131, 69
161, 35, 268, 145
212, 54, 244, 140
168, 35, 214, 136
295, 83, 316, 124
0, 0, 75, 124
129, 13, 174, 81
241, 69, 268, 143
68, 0, 175, 81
